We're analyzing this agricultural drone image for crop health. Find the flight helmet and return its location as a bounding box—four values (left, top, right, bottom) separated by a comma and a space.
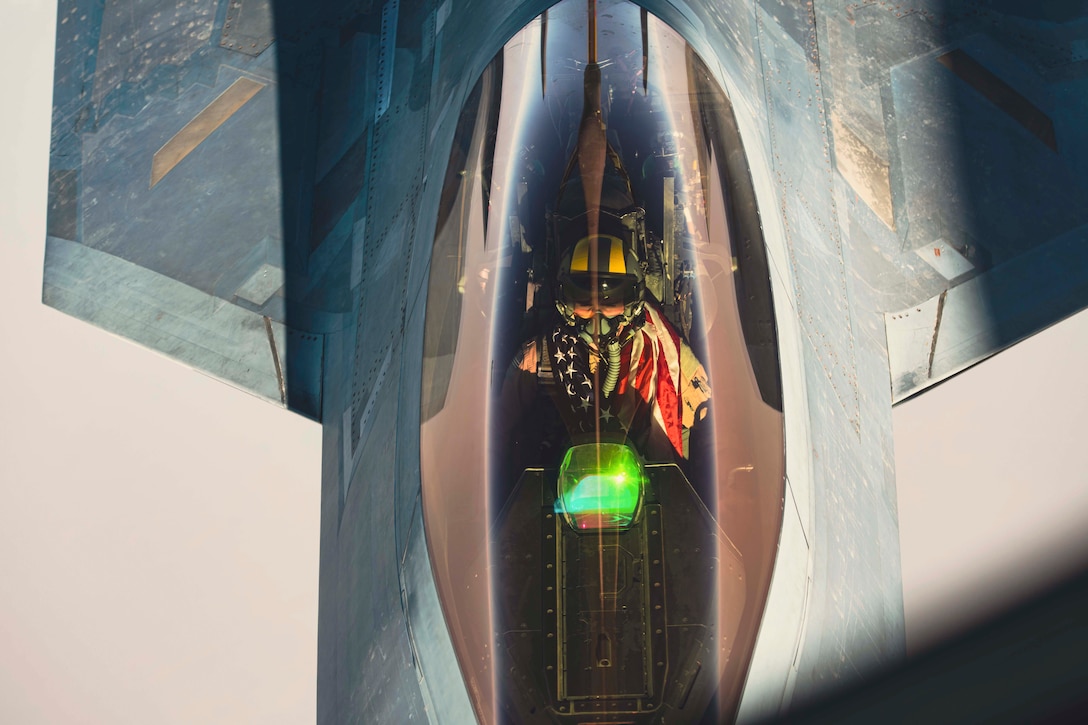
555, 231, 646, 345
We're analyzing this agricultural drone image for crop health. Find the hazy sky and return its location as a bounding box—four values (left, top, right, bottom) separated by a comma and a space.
4, 0, 1088, 721
1, 3, 321, 723
895, 309, 1088, 654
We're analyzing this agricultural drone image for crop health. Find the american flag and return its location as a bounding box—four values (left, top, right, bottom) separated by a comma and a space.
548, 303, 684, 456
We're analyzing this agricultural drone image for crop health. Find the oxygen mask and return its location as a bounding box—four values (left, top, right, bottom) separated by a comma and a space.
573, 303, 625, 346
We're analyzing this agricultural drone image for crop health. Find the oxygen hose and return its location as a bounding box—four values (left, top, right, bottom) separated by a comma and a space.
602, 340, 621, 398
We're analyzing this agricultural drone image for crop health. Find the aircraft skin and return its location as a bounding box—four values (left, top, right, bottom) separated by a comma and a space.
42, 0, 1088, 722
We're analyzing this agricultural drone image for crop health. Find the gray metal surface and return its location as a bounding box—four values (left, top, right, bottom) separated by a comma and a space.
41, 0, 1088, 721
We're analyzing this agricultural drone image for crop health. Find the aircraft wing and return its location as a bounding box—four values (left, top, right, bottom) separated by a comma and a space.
43, 0, 1088, 722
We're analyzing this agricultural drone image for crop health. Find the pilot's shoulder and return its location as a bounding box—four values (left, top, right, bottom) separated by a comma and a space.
514, 339, 539, 373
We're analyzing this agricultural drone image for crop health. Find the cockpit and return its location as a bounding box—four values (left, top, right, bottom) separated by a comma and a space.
419, 1, 785, 721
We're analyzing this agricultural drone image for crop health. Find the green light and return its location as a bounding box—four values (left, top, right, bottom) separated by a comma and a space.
556, 443, 646, 531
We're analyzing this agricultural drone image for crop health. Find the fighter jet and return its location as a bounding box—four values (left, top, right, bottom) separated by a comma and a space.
41, 0, 1088, 721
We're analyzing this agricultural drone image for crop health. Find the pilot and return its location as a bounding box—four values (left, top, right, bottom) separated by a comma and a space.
500, 231, 711, 469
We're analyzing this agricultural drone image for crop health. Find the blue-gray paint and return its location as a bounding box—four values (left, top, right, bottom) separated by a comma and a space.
42, 0, 1088, 721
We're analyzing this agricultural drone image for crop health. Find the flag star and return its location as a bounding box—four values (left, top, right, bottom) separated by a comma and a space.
580, 379, 592, 388
566, 384, 575, 396
554, 349, 567, 362
601, 409, 614, 423
579, 398, 592, 411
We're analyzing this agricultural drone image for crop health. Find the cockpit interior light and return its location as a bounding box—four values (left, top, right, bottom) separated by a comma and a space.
556, 442, 646, 531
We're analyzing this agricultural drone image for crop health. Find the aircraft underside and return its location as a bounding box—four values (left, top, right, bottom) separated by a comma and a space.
40, 0, 1088, 719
